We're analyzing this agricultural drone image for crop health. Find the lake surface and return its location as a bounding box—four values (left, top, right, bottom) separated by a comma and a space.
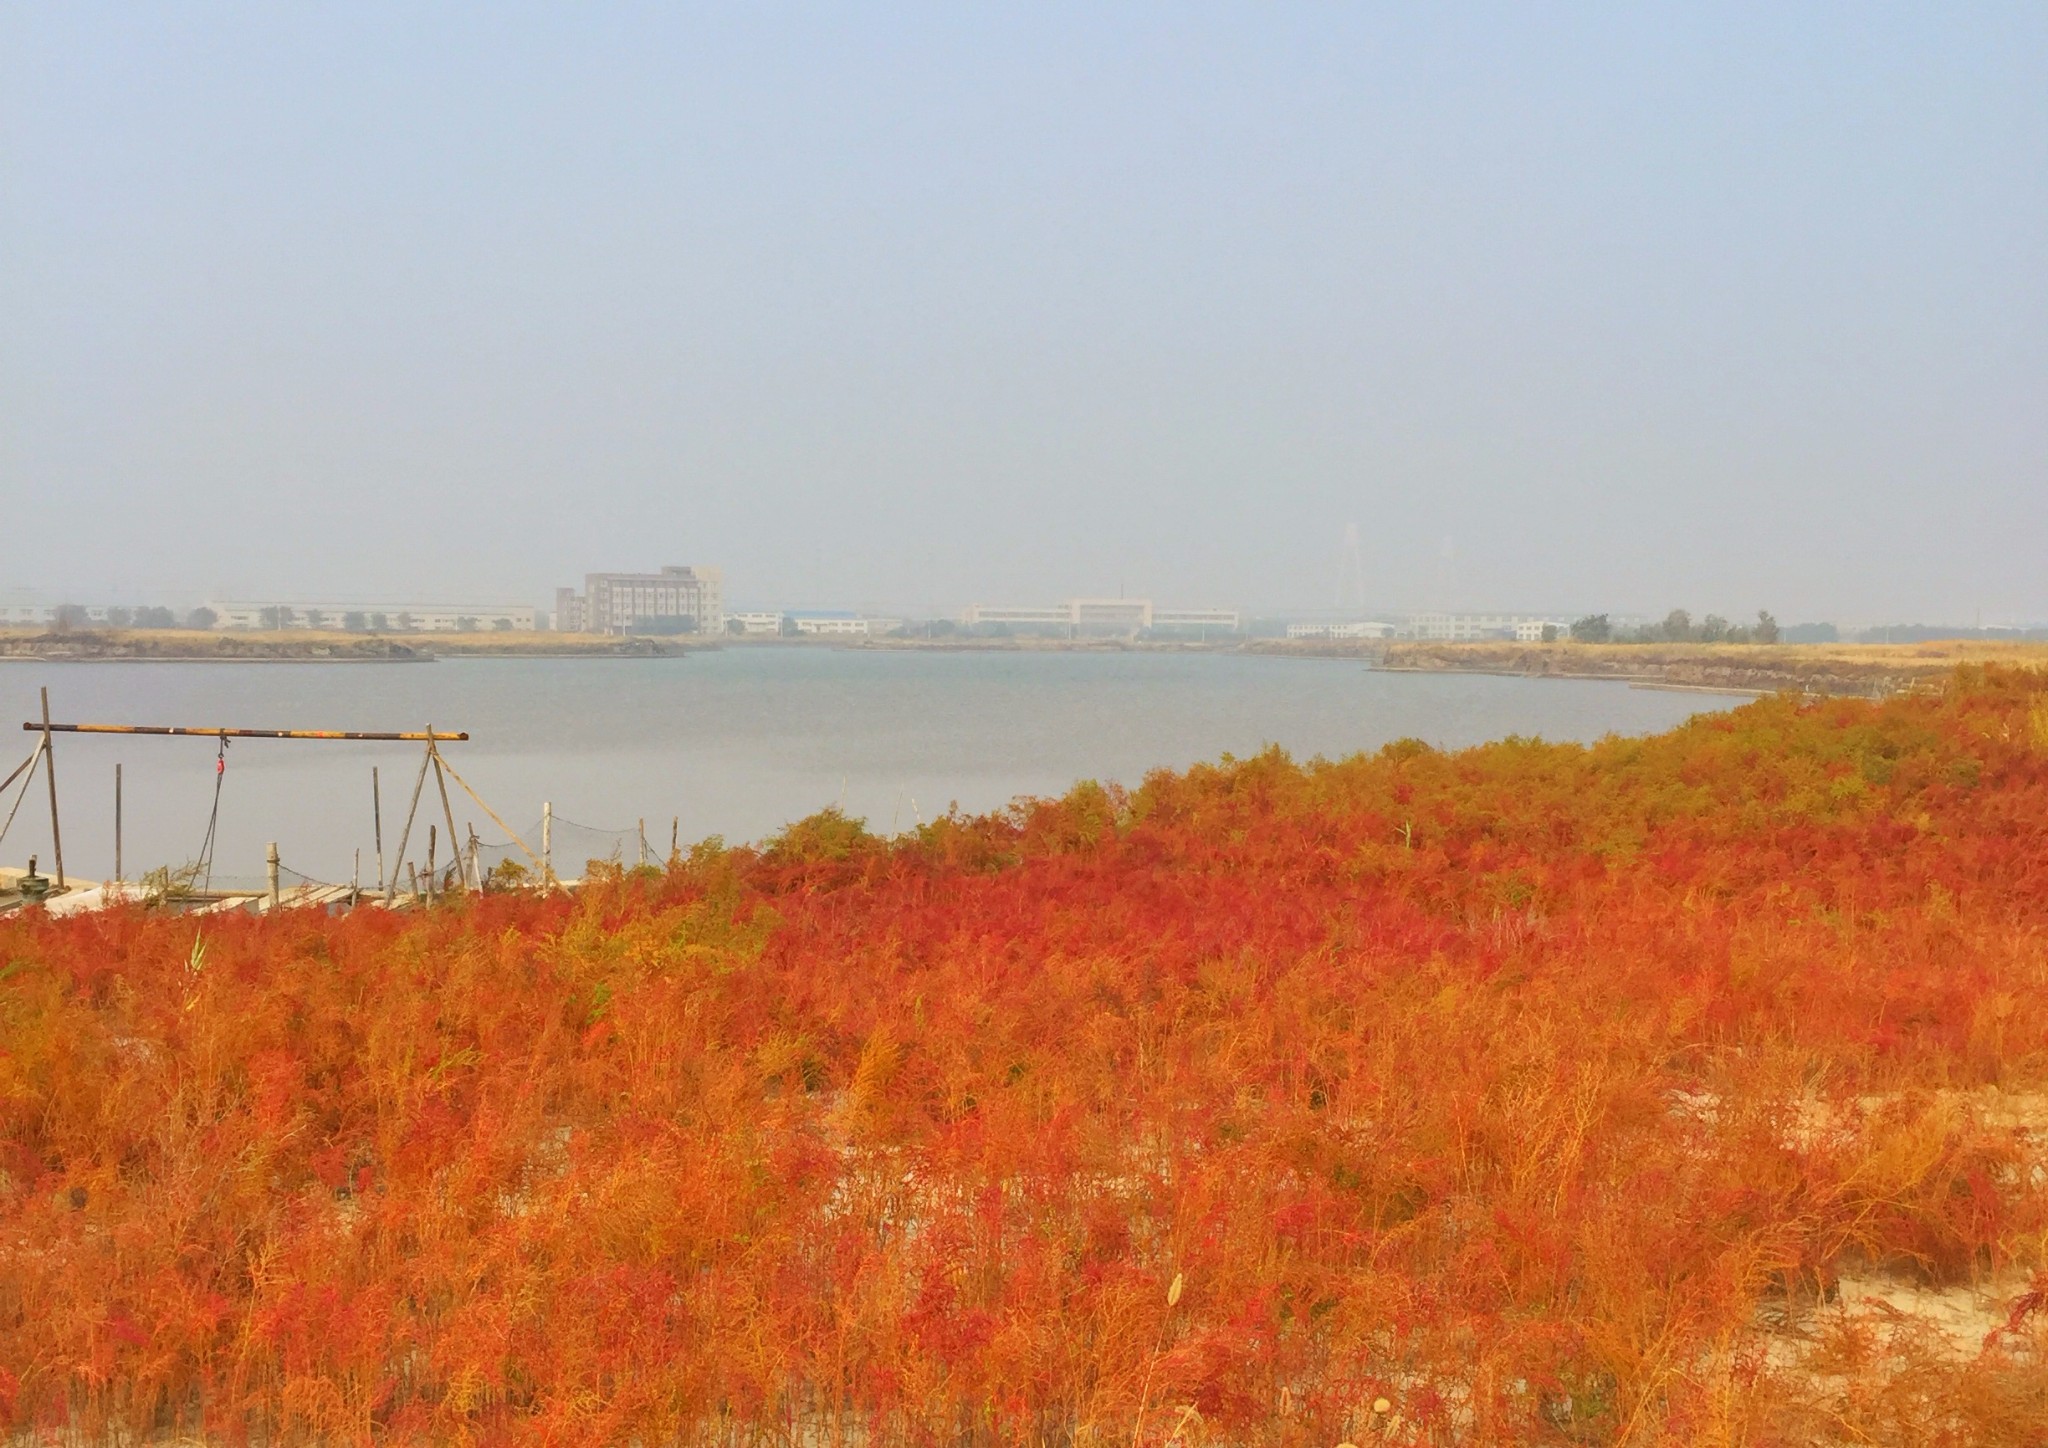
0, 649, 1736, 887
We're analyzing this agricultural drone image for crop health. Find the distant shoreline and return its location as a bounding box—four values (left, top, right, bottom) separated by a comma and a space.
0, 628, 697, 664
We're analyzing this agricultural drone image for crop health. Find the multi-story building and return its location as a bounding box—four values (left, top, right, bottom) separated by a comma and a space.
964, 599, 1241, 638
555, 566, 723, 634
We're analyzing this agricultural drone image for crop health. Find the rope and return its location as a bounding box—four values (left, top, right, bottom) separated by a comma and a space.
193, 735, 229, 893
549, 813, 640, 836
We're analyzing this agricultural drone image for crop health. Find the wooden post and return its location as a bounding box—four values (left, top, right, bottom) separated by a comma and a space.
426, 825, 437, 903
638, 818, 648, 868
266, 842, 280, 911
352, 848, 360, 902
542, 801, 552, 883
671, 816, 679, 861
39, 688, 62, 889
113, 763, 122, 884
467, 824, 480, 892
372, 766, 384, 893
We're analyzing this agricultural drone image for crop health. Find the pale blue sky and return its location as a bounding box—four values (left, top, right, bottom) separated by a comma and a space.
3, 4, 2043, 622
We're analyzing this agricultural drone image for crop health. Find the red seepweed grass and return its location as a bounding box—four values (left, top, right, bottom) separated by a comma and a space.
4, 668, 2048, 1444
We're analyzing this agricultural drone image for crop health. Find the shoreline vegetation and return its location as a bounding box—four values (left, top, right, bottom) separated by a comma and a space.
0, 627, 692, 662
5, 626, 2044, 699
3, 667, 2047, 1442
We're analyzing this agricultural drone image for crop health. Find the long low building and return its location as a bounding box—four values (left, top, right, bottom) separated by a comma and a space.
1403, 612, 1569, 642
1287, 621, 1396, 640
208, 601, 539, 631
965, 599, 1241, 636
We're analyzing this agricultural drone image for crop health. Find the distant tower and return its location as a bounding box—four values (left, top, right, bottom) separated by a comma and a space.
1339, 523, 1366, 614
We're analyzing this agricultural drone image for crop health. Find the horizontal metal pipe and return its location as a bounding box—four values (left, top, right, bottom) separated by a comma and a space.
20, 723, 468, 742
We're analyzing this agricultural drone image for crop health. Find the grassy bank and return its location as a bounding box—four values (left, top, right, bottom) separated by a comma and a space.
4, 669, 2048, 1442
1370, 638, 2048, 696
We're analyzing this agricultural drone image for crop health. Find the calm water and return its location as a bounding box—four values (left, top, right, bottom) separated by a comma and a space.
0, 649, 1736, 886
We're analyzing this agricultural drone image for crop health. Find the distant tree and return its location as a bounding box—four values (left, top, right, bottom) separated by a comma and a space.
395, 612, 415, 631
52, 604, 90, 631
1541, 623, 1561, 643
185, 606, 218, 630
1570, 614, 1611, 643
780, 616, 800, 636
725, 617, 745, 634
1661, 609, 1693, 643
1755, 610, 1781, 645
369, 612, 389, 631
1698, 614, 1731, 643
105, 606, 133, 628
259, 605, 294, 630
1781, 620, 1834, 644
343, 611, 367, 632
492, 617, 514, 631
135, 606, 176, 628
455, 616, 478, 633
929, 618, 957, 637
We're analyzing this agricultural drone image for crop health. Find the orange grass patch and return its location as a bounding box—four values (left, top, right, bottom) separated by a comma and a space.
4, 669, 2048, 1444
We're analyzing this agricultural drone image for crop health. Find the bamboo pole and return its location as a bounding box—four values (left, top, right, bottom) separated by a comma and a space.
542, 802, 552, 883
426, 825, 437, 903
0, 738, 46, 853
114, 763, 122, 884
385, 744, 434, 905
40, 689, 63, 889
0, 744, 39, 799
266, 842, 280, 911
638, 818, 647, 868
20, 724, 467, 741
429, 732, 461, 893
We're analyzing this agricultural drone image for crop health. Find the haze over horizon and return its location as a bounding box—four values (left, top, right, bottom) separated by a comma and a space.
3, 5, 2043, 624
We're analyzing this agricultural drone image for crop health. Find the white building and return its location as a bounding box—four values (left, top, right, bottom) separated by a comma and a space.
207, 601, 539, 632
725, 612, 785, 635
1287, 621, 1396, 640
964, 599, 1241, 637
1402, 612, 1568, 642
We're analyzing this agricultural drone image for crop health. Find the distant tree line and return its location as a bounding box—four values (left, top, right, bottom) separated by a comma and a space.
50, 605, 192, 630
1569, 609, 1781, 645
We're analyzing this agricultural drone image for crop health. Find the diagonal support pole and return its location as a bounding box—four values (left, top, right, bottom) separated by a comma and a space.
385, 739, 434, 905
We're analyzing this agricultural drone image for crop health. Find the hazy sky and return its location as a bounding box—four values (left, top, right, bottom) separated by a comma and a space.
3, 4, 2043, 622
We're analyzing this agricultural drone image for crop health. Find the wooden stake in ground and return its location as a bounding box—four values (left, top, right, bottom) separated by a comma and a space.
40, 688, 62, 889
114, 763, 122, 884
372, 766, 384, 894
